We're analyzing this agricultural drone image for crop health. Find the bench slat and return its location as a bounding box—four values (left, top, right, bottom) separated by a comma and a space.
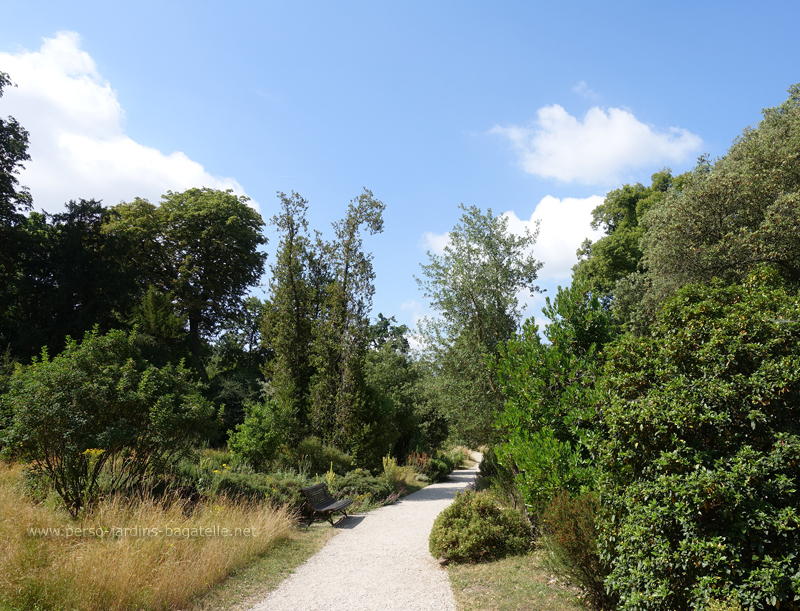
301, 483, 352, 526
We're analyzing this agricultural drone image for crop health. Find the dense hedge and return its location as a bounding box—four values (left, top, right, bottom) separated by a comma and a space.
593, 268, 800, 610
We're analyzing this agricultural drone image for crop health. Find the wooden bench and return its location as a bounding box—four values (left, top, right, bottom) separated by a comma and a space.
301, 483, 353, 526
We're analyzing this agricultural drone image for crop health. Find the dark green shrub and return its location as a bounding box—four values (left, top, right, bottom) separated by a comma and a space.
330, 469, 392, 499
427, 457, 451, 482
594, 268, 800, 610
541, 491, 613, 610
2, 329, 214, 516
210, 471, 309, 511
429, 490, 531, 564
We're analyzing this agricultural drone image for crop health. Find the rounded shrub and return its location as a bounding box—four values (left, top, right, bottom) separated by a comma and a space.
429, 490, 531, 564
211, 472, 308, 511
331, 469, 392, 499
427, 457, 452, 482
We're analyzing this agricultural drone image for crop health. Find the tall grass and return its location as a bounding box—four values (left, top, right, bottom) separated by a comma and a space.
0, 464, 296, 611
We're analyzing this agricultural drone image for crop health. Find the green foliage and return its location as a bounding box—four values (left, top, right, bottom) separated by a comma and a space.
0, 347, 15, 439
0, 72, 32, 311
263, 192, 317, 444
427, 457, 453, 483
3, 200, 141, 361
309, 189, 385, 464
288, 436, 354, 476
3, 328, 214, 515
415, 204, 542, 445
363, 343, 422, 461
228, 399, 293, 472
593, 268, 800, 610
106, 188, 267, 363
210, 471, 309, 511
636, 84, 800, 321
540, 492, 612, 610
429, 490, 531, 564
329, 468, 392, 499
494, 282, 615, 516
573, 170, 673, 295
206, 296, 270, 440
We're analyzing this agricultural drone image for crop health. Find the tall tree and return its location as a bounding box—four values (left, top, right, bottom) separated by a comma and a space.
415, 204, 541, 444
262, 192, 318, 442
309, 189, 385, 459
0, 72, 33, 343
2, 200, 137, 360
107, 188, 268, 365
0, 72, 32, 254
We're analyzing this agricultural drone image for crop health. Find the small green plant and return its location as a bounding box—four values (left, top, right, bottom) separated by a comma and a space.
382, 454, 398, 481
324, 461, 336, 489
429, 490, 531, 564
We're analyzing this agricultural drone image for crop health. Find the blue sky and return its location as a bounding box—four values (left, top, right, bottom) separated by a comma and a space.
2, 1, 799, 336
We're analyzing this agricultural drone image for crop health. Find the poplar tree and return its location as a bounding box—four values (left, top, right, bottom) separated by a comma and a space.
416, 204, 541, 445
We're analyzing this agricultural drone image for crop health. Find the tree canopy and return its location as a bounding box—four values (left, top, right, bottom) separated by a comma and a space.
416, 204, 541, 444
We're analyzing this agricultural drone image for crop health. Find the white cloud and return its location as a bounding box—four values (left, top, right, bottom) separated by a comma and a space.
502, 194, 605, 282
0, 32, 249, 212
572, 80, 599, 100
490, 104, 702, 185
419, 230, 450, 256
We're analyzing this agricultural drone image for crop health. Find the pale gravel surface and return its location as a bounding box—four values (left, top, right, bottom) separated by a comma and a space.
248, 460, 480, 611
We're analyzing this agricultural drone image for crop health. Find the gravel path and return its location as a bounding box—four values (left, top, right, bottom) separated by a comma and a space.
248, 463, 479, 611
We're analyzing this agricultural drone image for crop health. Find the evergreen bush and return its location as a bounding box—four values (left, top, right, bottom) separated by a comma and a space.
330, 469, 392, 499
211, 471, 308, 511
429, 490, 531, 564
594, 268, 800, 610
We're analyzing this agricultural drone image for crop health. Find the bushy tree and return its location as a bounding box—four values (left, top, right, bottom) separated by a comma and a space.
632, 84, 800, 326
573, 170, 674, 295
416, 204, 541, 444
207, 296, 270, 439
593, 267, 800, 610
2, 200, 140, 361
2, 329, 214, 515
106, 188, 268, 364
227, 398, 292, 472
493, 282, 616, 515
0, 72, 32, 301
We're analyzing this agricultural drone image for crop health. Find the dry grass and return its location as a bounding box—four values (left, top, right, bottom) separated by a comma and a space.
384, 464, 428, 494
447, 550, 586, 611
0, 464, 296, 611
